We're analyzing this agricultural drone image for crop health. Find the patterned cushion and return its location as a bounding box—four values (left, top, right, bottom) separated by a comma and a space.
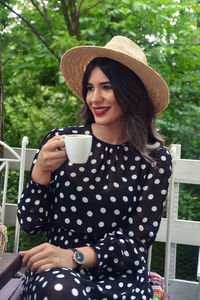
150, 272, 165, 300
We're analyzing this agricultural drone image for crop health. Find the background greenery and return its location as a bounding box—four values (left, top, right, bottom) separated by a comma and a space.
0, 0, 200, 281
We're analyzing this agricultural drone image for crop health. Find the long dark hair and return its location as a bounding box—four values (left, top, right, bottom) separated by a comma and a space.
79, 57, 165, 163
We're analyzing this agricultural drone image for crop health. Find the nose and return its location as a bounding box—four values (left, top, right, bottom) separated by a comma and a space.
91, 87, 103, 103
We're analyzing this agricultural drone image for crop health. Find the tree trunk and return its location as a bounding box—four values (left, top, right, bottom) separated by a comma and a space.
0, 36, 4, 206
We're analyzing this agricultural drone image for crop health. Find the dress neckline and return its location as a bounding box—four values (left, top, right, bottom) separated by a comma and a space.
87, 124, 129, 147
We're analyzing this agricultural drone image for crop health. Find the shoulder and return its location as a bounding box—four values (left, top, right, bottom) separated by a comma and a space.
45, 124, 91, 139
151, 146, 172, 170
38, 125, 90, 148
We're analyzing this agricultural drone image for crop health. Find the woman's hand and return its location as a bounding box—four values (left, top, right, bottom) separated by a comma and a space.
19, 243, 76, 274
32, 135, 67, 185
19, 243, 98, 274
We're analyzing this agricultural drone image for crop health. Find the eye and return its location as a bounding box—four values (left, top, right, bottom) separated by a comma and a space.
86, 85, 94, 91
103, 85, 112, 90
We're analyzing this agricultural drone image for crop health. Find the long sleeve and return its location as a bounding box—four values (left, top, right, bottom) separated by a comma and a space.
17, 128, 63, 234
87, 147, 172, 275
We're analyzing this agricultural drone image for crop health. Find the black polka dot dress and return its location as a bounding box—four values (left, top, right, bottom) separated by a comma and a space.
17, 124, 172, 300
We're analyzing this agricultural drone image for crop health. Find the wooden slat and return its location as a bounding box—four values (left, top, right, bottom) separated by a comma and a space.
3, 147, 37, 171
168, 279, 199, 300
173, 159, 200, 184
4, 203, 18, 227
156, 218, 200, 246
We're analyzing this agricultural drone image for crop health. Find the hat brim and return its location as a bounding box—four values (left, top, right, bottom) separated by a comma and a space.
60, 46, 169, 114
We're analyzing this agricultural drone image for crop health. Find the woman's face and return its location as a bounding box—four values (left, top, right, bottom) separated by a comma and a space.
86, 66, 126, 127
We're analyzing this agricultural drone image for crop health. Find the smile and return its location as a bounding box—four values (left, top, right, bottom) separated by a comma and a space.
93, 107, 110, 116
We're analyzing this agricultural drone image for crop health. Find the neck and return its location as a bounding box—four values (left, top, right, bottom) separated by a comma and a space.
91, 123, 129, 145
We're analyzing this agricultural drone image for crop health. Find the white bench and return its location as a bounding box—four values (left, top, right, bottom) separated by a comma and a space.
0, 137, 200, 299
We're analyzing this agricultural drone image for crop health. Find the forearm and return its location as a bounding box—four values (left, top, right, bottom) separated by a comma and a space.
17, 180, 52, 233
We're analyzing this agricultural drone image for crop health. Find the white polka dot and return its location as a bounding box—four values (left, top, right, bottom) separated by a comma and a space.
159, 168, 165, 174
154, 179, 160, 184
87, 227, 93, 233
161, 155, 166, 161
98, 222, 104, 227
70, 172, 76, 177
95, 177, 101, 182
56, 274, 65, 278
77, 186, 83, 191
65, 181, 70, 186
130, 165, 136, 170
123, 196, 128, 202
61, 206, 66, 212
105, 285, 112, 289
124, 250, 129, 257
142, 217, 148, 223
135, 156, 140, 161
128, 217, 133, 224
139, 225, 144, 231
83, 177, 89, 182
71, 206, 77, 212
111, 166, 116, 172
153, 221, 158, 227
100, 207, 106, 213
77, 219, 82, 225
54, 283, 63, 291
72, 288, 79, 296
27, 217, 32, 222
114, 209, 120, 215
161, 189, 167, 195
82, 197, 88, 203
152, 206, 157, 212
110, 196, 116, 202
70, 194, 76, 200
148, 194, 154, 200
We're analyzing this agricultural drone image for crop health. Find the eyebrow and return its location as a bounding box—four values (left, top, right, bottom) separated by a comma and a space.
87, 81, 111, 85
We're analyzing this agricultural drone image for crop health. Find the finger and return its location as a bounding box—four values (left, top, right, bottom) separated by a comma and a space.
44, 136, 65, 151
37, 263, 54, 274
21, 244, 46, 266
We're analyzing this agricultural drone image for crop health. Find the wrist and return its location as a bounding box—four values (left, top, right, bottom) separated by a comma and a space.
69, 248, 85, 271
32, 165, 51, 185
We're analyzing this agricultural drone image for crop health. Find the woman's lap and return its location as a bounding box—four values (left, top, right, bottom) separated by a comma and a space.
21, 267, 94, 300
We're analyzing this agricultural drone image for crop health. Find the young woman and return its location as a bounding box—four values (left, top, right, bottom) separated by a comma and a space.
18, 36, 172, 300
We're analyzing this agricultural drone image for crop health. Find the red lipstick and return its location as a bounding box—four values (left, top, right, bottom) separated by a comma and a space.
93, 107, 110, 116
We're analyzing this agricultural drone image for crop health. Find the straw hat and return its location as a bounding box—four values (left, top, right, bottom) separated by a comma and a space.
61, 36, 169, 114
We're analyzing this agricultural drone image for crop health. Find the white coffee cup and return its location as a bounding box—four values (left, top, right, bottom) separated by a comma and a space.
62, 134, 92, 164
